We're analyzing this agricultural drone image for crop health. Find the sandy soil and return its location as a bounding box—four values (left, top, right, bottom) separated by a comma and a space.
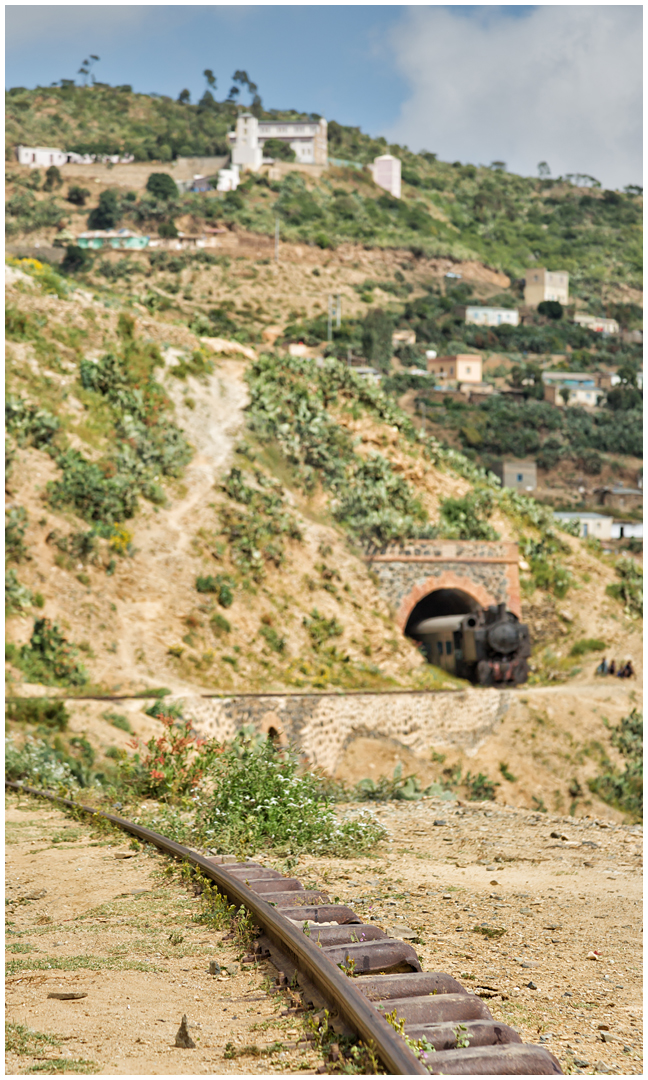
298, 800, 642, 1076
5, 792, 325, 1076
6, 789, 641, 1077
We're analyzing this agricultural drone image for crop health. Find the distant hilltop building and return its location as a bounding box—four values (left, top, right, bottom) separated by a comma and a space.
371, 154, 401, 199
464, 306, 519, 328
228, 114, 328, 169
573, 313, 620, 336
427, 354, 483, 384
16, 145, 134, 166
542, 371, 600, 408
524, 268, 569, 307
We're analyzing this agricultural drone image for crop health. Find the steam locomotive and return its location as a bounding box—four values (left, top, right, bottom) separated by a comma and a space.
409, 602, 531, 686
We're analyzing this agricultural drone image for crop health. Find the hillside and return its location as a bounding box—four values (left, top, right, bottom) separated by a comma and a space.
5, 84, 642, 824
5, 83, 643, 301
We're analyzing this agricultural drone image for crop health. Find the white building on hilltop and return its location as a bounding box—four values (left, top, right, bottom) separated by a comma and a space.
573, 313, 620, 335
16, 146, 68, 167
524, 268, 569, 307
228, 114, 328, 169
371, 154, 401, 199
465, 306, 520, 327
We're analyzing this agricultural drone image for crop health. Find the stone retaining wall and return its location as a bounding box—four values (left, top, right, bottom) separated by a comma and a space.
173, 688, 510, 775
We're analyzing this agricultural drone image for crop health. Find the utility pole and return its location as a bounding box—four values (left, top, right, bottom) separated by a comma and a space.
274, 217, 279, 263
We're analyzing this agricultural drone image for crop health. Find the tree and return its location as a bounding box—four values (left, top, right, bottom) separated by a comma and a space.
158, 220, 178, 239
262, 138, 295, 162
197, 89, 217, 112
538, 300, 563, 320
361, 308, 394, 373
490, 161, 506, 172
537, 161, 551, 178
61, 244, 93, 274
77, 54, 99, 86
177, 88, 191, 105
88, 189, 119, 230
146, 173, 179, 200
43, 165, 62, 191
203, 69, 217, 90
559, 387, 571, 406
67, 184, 90, 206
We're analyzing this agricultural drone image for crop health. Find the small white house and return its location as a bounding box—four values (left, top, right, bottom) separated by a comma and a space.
554, 511, 613, 541
216, 164, 240, 192
611, 521, 643, 540
465, 307, 520, 327
573, 313, 620, 335
16, 145, 68, 168
371, 154, 401, 199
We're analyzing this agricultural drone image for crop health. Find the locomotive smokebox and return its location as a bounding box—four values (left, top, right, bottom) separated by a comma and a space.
409, 602, 531, 687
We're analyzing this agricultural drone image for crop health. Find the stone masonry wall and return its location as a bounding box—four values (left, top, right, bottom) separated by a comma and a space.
172, 688, 510, 776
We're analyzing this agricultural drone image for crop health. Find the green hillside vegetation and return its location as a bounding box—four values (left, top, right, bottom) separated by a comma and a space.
6, 83, 642, 301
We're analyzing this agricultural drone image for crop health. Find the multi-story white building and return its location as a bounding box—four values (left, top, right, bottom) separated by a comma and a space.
371, 154, 401, 199
573, 313, 620, 335
524, 268, 569, 307
228, 114, 328, 169
465, 307, 520, 327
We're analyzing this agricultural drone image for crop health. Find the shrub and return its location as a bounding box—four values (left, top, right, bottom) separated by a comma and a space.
303, 609, 343, 649
200, 734, 386, 855
439, 491, 499, 541
43, 165, 63, 191
605, 558, 642, 617
465, 771, 499, 801
210, 613, 231, 636
588, 709, 642, 820
537, 300, 563, 320
218, 467, 303, 581
88, 189, 120, 230
10, 619, 88, 688
146, 173, 179, 200
103, 711, 133, 733
6, 698, 69, 730
5, 570, 33, 615
196, 574, 234, 606
6, 506, 30, 564
116, 716, 221, 800
61, 245, 93, 275
569, 637, 606, 657
5, 395, 60, 448
263, 138, 296, 162
361, 308, 394, 373
5, 734, 77, 789
67, 185, 91, 206
158, 220, 178, 239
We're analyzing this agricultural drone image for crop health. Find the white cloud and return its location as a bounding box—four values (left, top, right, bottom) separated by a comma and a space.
386, 5, 642, 189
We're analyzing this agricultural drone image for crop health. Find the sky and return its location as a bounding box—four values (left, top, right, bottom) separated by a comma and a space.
5, 4, 642, 189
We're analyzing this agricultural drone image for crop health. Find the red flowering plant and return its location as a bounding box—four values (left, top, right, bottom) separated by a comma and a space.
117, 715, 221, 801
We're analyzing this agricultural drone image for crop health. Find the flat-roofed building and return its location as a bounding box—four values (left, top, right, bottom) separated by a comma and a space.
554, 511, 613, 540
492, 460, 537, 492
465, 306, 519, 327
524, 268, 569, 307
542, 371, 601, 408
371, 154, 401, 199
228, 114, 328, 168
427, 354, 482, 384
573, 313, 620, 335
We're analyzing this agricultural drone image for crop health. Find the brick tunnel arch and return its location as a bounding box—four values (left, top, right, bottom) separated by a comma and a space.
397, 570, 499, 634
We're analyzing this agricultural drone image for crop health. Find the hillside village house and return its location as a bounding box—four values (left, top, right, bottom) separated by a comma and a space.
228, 114, 328, 169
553, 511, 613, 541
371, 154, 401, 199
524, 268, 569, 307
492, 460, 537, 492
16, 145, 134, 166
464, 306, 520, 327
610, 520, 643, 540
573, 313, 620, 335
542, 371, 601, 407
427, 354, 483, 384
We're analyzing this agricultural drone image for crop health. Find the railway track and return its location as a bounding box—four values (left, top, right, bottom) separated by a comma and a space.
6, 780, 562, 1075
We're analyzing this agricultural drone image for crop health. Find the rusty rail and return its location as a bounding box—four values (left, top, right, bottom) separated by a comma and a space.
6, 780, 562, 1075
